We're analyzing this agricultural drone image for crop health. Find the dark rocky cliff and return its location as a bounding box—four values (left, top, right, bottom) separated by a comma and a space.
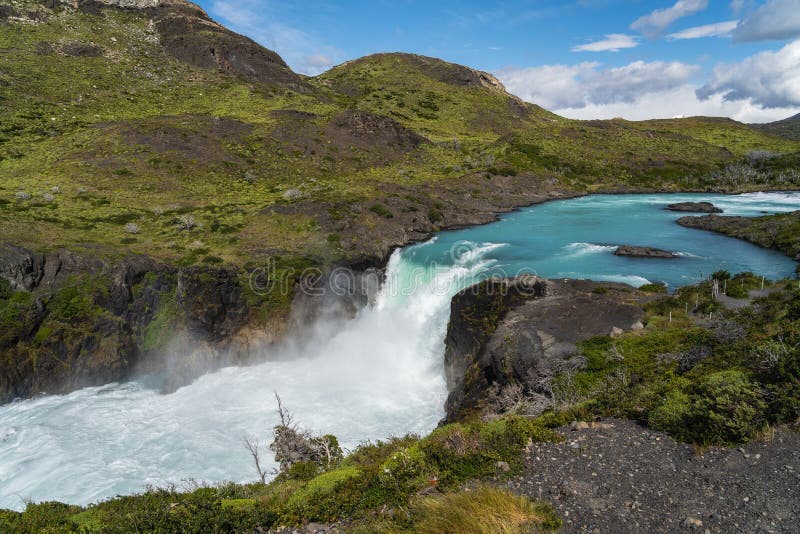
0, 245, 255, 402
443, 276, 650, 422
77, 0, 308, 90
0, 243, 382, 403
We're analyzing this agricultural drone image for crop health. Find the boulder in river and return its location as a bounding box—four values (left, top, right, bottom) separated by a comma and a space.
666, 201, 723, 213
614, 245, 676, 258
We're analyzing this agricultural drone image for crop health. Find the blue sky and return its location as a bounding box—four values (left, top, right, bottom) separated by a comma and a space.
198, 0, 800, 122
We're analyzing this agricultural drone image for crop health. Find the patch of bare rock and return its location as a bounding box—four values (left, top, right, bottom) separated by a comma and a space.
614, 245, 677, 259
666, 202, 723, 213
510, 419, 800, 533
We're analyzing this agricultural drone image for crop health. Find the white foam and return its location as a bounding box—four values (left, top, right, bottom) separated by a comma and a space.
561, 242, 617, 258
0, 242, 509, 511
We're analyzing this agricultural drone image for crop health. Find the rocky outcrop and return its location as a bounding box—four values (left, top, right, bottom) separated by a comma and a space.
69, 0, 307, 90
677, 212, 800, 263
0, 245, 261, 403
443, 277, 650, 422
0, 243, 386, 403
666, 201, 723, 213
614, 245, 676, 259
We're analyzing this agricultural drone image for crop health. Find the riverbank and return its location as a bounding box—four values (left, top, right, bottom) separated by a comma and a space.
677, 210, 800, 268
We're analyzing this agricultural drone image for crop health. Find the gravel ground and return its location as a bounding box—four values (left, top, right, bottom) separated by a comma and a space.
512, 419, 800, 533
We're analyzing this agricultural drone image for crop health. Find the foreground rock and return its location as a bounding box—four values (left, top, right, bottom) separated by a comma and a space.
443, 277, 651, 422
666, 201, 723, 213
514, 419, 800, 533
614, 245, 676, 259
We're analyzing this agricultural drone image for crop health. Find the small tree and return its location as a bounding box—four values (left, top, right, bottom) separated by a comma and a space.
243, 437, 269, 484
244, 393, 343, 483
269, 393, 342, 474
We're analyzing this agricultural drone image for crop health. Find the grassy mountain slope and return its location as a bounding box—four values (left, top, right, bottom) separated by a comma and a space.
2, 1, 799, 271
751, 113, 800, 141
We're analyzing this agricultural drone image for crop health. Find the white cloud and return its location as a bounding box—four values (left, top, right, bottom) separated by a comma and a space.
553, 85, 800, 123
631, 0, 708, 38
732, 0, 800, 42
304, 54, 334, 69
668, 20, 739, 39
210, 0, 342, 75
497, 60, 698, 110
572, 34, 639, 52
497, 53, 800, 123
698, 40, 800, 108
730, 0, 745, 14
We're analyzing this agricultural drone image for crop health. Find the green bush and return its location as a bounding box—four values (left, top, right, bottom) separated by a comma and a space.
639, 282, 668, 294
48, 285, 97, 321
650, 370, 766, 445
0, 278, 12, 300
285, 466, 364, 522
712, 270, 731, 281
0, 502, 80, 532
369, 204, 394, 219
427, 208, 443, 223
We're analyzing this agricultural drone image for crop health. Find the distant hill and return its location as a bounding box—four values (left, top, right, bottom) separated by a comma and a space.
751, 113, 800, 141
1, 0, 798, 269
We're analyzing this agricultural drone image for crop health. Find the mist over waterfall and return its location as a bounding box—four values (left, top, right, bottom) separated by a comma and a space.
0, 239, 500, 510
1, 192, 799, 510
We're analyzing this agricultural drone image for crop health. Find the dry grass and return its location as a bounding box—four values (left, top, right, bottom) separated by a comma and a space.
409, 485, 559, 534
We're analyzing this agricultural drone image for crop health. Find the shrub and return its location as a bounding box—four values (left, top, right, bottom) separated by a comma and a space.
639, 282, 667, 294
418, 416, 560, 485
285, 466, 364, 521
648, 390, 691, 435
0, 278, 12, 300
369, 204, 393, 219
48, 285, 95, 321
0, 502, 80, 532
379, 444, 436, 497
176, 214, 197, 230
649, 370, 766, 445
712, 270, 731, 281
427, 208, 443, 223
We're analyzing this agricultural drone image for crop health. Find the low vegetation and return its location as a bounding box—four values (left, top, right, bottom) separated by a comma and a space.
0, 407, 561, 532
526, 273, 800, 447
679, 210, 800, 267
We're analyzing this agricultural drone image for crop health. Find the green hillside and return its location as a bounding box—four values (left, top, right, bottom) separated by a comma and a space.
751, 113, 800, 141
1, 0, 798, 271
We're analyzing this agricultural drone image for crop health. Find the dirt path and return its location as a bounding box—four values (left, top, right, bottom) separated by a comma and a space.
510, 419, 800, 533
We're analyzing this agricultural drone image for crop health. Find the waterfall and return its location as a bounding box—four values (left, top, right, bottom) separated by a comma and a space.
0, 239, 501, 510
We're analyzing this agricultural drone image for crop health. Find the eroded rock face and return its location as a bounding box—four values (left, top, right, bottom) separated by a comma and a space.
0, 244, 388, 403
72, 0, 308, 90
0, 245, 258, 403
443, 277, 650, 422
666, 202, 723, 213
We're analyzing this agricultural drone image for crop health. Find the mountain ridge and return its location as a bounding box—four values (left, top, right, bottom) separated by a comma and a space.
0, 0, 799, 404
752, 113, 800, 141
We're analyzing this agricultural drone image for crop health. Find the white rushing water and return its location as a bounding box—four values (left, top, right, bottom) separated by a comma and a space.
0, 240, 500, 510
2, 191, 799, 510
